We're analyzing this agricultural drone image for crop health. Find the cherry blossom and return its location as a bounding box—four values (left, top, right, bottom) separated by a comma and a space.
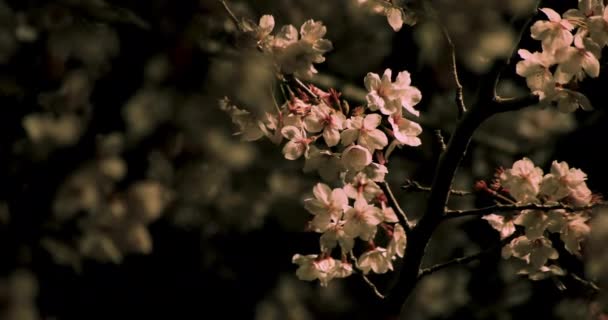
281, 125, 312, 160
320, 221, 354, 254
554, 35, 600, 84
503, 235, 559, 269
387, 224, 407, 259
587, 4, 608, 46
499, 157, 544, 203
341, 114, 388, 151
540, 160, 588, 201
304, 183, 348, 232
341, 145, 373, 172
515, 49, 556, 100
530, 8, 575, 53
303, 102, 346, 147
292, 254, 338, 286
343, 172, 382, 201
219, 98, 267, 141
303, 146, 344, 182
518, 264, 566, 280
364, 69, 421, 116
388, 110, 423, 147
358, 247, 393, 274
270, 20, 333, 79
561, 215, 591, 255
483, 213, 516, 239
343, 197, 384, 241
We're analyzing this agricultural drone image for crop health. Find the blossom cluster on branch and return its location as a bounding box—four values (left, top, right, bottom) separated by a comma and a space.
220, 0, 604, 302
481, 158, 597, 280
516, 0, 608, 112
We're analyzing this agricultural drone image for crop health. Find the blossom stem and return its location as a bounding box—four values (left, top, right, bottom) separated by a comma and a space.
285, 75, 320, 104
378, 181, 411, 233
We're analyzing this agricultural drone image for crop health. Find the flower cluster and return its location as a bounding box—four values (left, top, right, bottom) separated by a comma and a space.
482, 158, 595, 280
223, 18, 423, 283
242, 15, 332, 79
516, 1, 608, 112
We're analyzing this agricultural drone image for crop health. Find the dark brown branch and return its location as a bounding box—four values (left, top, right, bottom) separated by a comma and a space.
418, 249, 487, 278
378, 181, 412, 233
383, 3, 546, 317
401, 179, 472, 196
433, 129, 447, 153
444, 202, 603, 219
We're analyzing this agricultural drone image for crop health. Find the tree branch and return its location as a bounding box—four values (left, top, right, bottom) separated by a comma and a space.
383, 3, 547, 317
419, 233, 517, 279
401, 179, 472, 196
444, 202, 603, 219
378, 181, 412, 233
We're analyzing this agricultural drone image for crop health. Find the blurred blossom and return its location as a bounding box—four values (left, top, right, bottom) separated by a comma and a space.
414, 0, 519, 73
22, 113, 83, 147
0, 270, 39, 320
587, 212, 608, 290
465, 27, 515, 73
267, 171, 302, 198
123, 89, 173, 140
516, 108, 576, 141
555, 299, 592, 320
409, 269, 470, 318
204, 129, 257, 170
255, 274, 351, 320
208, 52, 276, 115
47, 22, 119, 73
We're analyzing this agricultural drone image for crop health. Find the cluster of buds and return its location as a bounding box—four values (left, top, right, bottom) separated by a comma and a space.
481, 158, 597, 280
516, 1, 608, 112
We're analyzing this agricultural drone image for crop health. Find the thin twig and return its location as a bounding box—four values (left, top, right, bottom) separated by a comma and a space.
401, 179, 472, 196
440, 24, 466, 118
418, 234, 516, 279
570, 273, 601, 293
422, 2, 466, 118
444, 202, 604, 219
350, 251, 386, 299
362, 274, 386, 299
378, 181, 412, 233
285, 75, 320, 104
219, 0, 243, 32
